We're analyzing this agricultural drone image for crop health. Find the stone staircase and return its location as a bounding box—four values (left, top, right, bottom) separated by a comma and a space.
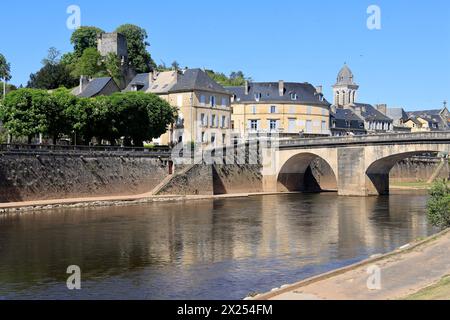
150, 163, 198, 195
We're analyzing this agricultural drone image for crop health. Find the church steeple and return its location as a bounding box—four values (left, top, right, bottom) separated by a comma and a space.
333, 63, 359, 107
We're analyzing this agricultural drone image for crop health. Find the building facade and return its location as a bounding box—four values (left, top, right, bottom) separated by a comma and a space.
126, 69, 232, 146
227, 81, 330, 140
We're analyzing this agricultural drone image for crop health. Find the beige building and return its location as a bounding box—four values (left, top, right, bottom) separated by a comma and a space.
125, 69, 232, 146
227, 81, 330, 140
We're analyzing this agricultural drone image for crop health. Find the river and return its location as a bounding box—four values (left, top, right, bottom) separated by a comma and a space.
0, 191, 437, 300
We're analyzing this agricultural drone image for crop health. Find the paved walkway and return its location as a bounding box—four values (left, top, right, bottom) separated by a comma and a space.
257, 229, 450, 300
0, 191, 297, 210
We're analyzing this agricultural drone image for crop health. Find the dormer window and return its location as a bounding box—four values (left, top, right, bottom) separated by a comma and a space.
290, 93, 298, 101
254, 93, 262, 101
210, 96, 216, 107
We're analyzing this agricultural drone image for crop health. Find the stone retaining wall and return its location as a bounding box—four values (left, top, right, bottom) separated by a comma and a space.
0, 154, 169, 202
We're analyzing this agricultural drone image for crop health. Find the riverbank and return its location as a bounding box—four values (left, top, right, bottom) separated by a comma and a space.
0, 191, 301, 214
253, 228, 450, 300
390, 181, 432, 190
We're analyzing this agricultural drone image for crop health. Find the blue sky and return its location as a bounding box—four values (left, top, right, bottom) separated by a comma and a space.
2, 0, 449, 111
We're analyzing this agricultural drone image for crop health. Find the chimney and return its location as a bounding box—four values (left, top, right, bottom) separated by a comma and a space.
279, 80, 285, 96
330, 105, 337, 114
354, 105, 362, 117
244, 80, 249, 95
315, 85, 323, 94
79, 76, 89, 94
376, 104, 387, 115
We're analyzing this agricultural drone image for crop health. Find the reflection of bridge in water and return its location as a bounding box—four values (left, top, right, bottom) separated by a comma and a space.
262, 132, 450, 196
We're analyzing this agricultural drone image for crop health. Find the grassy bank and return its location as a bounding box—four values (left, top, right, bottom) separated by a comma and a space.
404, 275, 450, 300
390, 181, 432, 189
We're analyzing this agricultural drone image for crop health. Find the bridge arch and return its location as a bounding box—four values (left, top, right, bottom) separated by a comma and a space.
365, 144, 450, 195
277, 152, 338, 192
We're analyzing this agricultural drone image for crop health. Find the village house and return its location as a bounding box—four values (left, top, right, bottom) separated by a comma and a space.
227, 81, 330, 140
405, 103, 449, 132
125, 68, 232, 146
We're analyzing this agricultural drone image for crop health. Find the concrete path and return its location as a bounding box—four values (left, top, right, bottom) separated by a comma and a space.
0, 191, 299, 211
257, 229, 450, 300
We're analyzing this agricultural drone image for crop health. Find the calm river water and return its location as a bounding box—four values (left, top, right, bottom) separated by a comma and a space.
0, 191, 437, 300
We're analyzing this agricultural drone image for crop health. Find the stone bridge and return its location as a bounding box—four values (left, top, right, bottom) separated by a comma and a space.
261, 132, 450, 196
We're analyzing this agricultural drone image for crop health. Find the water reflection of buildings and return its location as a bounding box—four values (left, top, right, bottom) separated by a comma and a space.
0, 193, 433, 295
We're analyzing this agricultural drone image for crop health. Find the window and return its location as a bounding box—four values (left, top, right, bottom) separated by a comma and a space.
221, 97, 228, 107
211, 114, 217, 127
289, 106, 296, 114
177, 95, 183, 107
322, 108, 327, 116
251, 106, 257, 114
222, 134, 226, 143
306, 120, 312, 133
290, 93, 298, 101
269, 120, 278, 131
221, 116, 226, 128
270, 106, 277, 114
250, 120, 258, 131
200, 113, 206, 127
288, 118, 296, 133
210, 96, 216, 107
345, 121, 350, 128
201, 132, 206, 143
211, 133, 216, 144
254, 93, 261, 101
200, 95, 206, 106
321, 121, 327, 132
307, 106, 312, 115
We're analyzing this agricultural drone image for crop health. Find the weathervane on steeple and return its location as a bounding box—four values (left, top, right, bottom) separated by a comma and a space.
444, 100, 447, 109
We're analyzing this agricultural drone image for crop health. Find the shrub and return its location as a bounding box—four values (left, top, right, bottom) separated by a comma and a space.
427, 180, 450, 229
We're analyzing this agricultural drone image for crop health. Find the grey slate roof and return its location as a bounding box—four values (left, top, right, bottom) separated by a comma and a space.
77, 77, 118, 98
386, 107, 408, 121
355, 103, 393, 122
226, 82, 329, 106
331, 108, 365, 131
124, 69, 230, 95
406, 110, 448, 129
124, 73, 150, 92
170, 69, 229, 94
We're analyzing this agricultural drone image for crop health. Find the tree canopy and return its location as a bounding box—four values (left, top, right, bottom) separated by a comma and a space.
72, 47, 104, 78
115, 24, 156, 73
0, 53, 12, 82
70, 26, 105, 57
206, 70, 250, 86
0, 88, 177, 146
27, 48, 78, 90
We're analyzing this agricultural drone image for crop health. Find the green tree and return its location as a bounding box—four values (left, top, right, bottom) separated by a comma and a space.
103, 53, 123, 85
72, 48, 104, 78
0, 88, 50, 143
206, 70, 250, 86
27, 48, 78, 89
64, 96, 98, 145
0, 53, 12, 99
0, 82, 17, 94
115, 24, 156, 73
46, 88, 77, 144
70, 26, 104, 57
427, 180, 450, 229
95, 92, 176, 147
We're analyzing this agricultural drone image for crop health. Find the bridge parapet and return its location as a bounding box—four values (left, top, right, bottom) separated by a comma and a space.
0, 144, 172, 159
279, 131, 450, 149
